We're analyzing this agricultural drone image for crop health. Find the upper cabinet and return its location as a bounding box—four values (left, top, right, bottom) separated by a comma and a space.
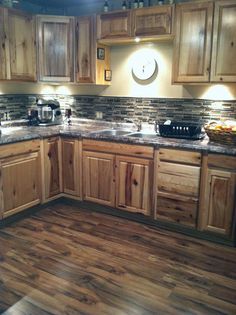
211, 0, 236, 82
133, 5, 173, 38
173, 0, 236, 83
172, 1, 213, 83
97, 10, 132, 40
37, 15, 74, 82
97, 5, 174, 45
0, 7, 36, 81
76, 16, 111, 85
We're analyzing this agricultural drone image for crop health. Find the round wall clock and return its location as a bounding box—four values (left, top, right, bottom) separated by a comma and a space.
132, 57, 157, 80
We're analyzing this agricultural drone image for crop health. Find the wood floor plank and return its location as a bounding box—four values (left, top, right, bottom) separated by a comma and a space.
0, 201, 236, 315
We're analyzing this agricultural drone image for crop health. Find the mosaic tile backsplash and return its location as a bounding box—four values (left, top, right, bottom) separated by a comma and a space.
0, 94, 235, 125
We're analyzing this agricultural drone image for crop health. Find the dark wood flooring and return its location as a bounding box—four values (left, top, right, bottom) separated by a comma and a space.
0, 201, 236, 315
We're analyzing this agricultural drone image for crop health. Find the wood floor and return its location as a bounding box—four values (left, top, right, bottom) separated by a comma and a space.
0, 201, 236, 315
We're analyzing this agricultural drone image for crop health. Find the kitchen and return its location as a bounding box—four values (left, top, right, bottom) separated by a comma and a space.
0, 0, 236, 314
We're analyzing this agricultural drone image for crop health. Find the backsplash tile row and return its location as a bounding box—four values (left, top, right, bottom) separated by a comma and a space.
0, 94, 235, 124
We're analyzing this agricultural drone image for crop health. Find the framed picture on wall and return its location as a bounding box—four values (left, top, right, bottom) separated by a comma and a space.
104, 70, 112, 81
97, 48, 105, 60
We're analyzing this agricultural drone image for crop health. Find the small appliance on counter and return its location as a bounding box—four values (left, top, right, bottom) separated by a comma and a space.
36, 99, 62, 126
27, 109, 39, 126
157, 121, 205, 140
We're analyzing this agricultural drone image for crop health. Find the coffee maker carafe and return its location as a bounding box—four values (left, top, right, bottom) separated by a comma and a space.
36, 99, 62, 126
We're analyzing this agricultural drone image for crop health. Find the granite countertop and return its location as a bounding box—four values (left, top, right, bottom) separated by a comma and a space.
0, 119, 236, 156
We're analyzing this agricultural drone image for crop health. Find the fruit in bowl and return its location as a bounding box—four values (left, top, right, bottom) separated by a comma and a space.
205, 120, 236, 132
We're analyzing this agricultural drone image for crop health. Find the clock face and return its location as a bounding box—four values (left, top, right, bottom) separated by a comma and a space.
132, 57, 157, 80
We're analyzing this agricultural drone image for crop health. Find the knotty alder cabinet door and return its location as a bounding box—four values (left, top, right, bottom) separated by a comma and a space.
42, 137, 62, 201
97, 10, 132, 40
133, 5, 173, 38
211, 0, 236, 82
0, 7, 36, 81
37, 15, 74, 82
83, 151, 116, 207
62, 138, 82, 198
154, 148, 202, 228
116, 155, 153, 215
172, 1, 213, 83
198, 154, 236, 239
0, 140, 41, 219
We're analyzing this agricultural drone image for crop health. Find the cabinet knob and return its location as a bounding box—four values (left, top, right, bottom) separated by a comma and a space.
231, 41, 234, 47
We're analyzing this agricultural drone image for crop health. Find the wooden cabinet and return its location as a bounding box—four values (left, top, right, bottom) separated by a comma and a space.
198, 154, 236, 239
37, 15, 74, 82
211, 0, 236, 82
0, 140, 41, 219
82, 140, 153, 214
0, 7, 36, 81
76, 16, 111, 85
83, 150, 116, 207
173, 1, 213, 83
116, 155, 153, 215
133, 5, 173, 38
42, 137, 62, 201
62, 138, 82, 198
97, 10, 132, 40
154, 149, 201, 227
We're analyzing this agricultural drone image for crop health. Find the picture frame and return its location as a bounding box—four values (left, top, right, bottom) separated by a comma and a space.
104, 70, 112, 81
97, 47, 105, 60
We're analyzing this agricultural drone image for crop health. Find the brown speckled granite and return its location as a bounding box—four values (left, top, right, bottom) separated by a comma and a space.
0, 120, 235, 156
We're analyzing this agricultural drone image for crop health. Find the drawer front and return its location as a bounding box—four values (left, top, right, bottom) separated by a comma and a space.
159, 148, 201, 166
0, 140, 40, 159
156, 195, 198, 228
157, 161, 201, 198
83, 140, 154, 159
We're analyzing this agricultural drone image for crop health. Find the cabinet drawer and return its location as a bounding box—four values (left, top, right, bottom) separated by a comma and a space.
159, 148, 201, 165
208, 154, 236, 171
157, 161, 200, 198
156, 194, 197, 228
0, 140, 40, 159
83, 140, 153, 159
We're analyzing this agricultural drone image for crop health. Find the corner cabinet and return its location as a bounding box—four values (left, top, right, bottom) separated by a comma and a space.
76, 16, 111, 85
62, 138, 82, 198
0, 7, 36, 81
0, 140, 41, 219
41, 137, 62, 202
198, 154, 236, 239
37, 15, 74, 82
172, 1, 213, 83
211, 0, 236, 82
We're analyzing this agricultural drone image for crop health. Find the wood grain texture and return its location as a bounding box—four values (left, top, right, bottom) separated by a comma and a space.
0, 201, 236, 314
211, 0, 236, 82
37, 15, 74, 82
83, 150, 116, 207
7, 8, 36, 81
198, 154, 236, 239
0, 8, 7, 80
61, 138, 82, 198
42, 137, 62, 201
115, 155, 153, 215
133, 5, 173, 37
159, 148, 201, 166
98, 10, 132, 39
76, 15, 95, 83
172, 1, 213, 83
83, 139, 154, 159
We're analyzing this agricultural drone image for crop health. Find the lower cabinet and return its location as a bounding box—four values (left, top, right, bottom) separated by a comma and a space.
82, 140, 154, 215
42, 137, 62, 201
62, 138, 82, 198
154, 148, 201, 228
83, 150, 116, 207
0, 140, 41, 219
198, 154, 236, 239
116, 155, 153, 215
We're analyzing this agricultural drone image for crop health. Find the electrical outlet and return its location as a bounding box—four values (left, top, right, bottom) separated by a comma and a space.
95, 111, 103, 119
